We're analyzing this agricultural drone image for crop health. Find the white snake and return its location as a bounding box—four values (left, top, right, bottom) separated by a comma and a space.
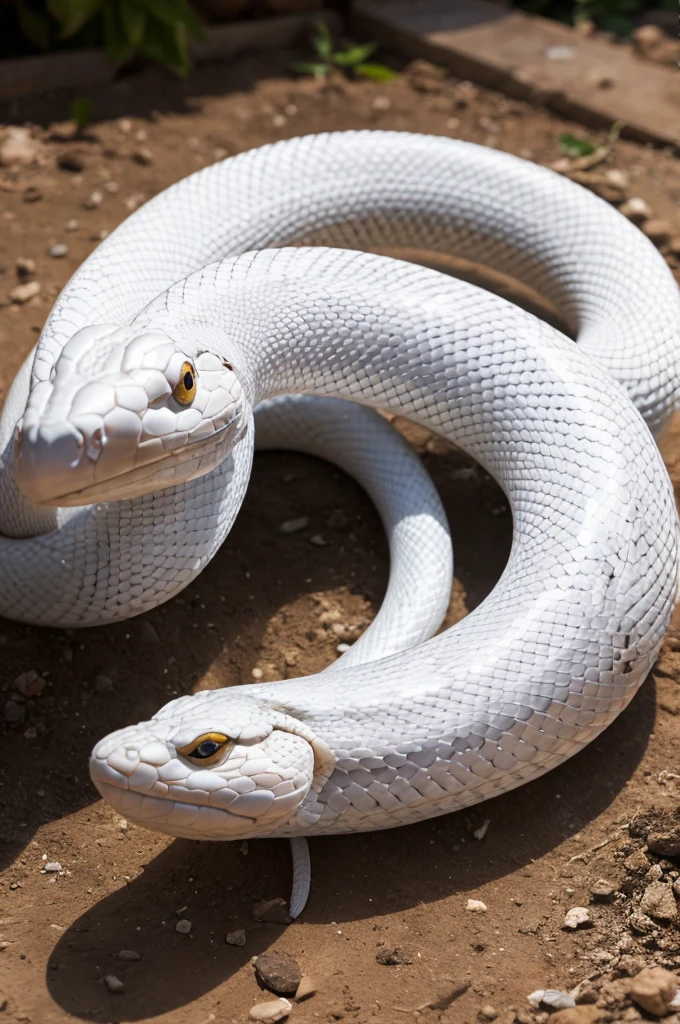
3, 132, 680, 918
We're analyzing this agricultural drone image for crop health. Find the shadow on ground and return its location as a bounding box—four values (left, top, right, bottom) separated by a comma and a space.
45, 672, 655, 1020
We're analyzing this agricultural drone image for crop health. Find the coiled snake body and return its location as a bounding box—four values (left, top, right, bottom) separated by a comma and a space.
3, 133, 680, 915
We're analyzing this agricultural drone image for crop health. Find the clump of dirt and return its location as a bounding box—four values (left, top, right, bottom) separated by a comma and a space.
0, 47, 679, 1024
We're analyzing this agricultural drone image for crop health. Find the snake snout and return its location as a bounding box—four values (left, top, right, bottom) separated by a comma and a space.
91, 716, 318, 840
14, 420, 90, 505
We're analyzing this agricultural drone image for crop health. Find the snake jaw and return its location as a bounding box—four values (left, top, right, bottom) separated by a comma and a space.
90, 695, 319, 840
14, 325, 249, 506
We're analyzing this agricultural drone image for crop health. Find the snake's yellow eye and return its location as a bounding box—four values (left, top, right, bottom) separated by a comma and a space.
177, 732, 232, 766
172, 361, 197, 405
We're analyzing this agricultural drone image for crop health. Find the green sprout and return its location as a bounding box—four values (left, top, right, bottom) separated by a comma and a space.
290, 21, 397, 82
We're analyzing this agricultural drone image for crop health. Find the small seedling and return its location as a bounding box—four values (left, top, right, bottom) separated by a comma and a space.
558, 121, 625, 161
291, 21, 397, 82
69, 96, 93, 132
558, 132, 597, 158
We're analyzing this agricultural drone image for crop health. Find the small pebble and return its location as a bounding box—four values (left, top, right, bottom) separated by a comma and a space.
473, 819, 491, 840
117, 949, 142, 960
619, 197, 652, 223
272, 115, 286, 128
628, 910, 656, 934
104, 181, 119, 193
279, 516, 310, 534
254, 951, 302, 995
252, 898, 290, 924
226, 930, 246, 946
104, 974, 124, 993
639, 879, 677, 920
48, 243, 68, 258
589, 878, 616, 902
310, 534, 326, 546
527, 990, 545, 1008
43, 862, 62, 873
371, 96, 391, 111
542, 990, 576, 1010
466, 898, 487, 913
16, 256, 35, 280
295, 975, 317, 1001
0, 127, 41, 166
84, 190, 103, 209
249, 998, 292, 1022
132, 147, 154, 165
10, 281, 40, 304
14, 670, 45, 697
629, 966, 679, 1016
251, 668, 263, 680
480, 1007, 498, 1020
563, 906, 591, 929
175, 918, 192, 934
647, 827, 680, 857
65, 218, 78, 231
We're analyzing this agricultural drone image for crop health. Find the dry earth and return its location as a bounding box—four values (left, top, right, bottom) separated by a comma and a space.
0, 45, 679, 1024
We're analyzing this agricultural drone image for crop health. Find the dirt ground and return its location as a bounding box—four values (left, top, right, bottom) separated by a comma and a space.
1, 43, 679, 1024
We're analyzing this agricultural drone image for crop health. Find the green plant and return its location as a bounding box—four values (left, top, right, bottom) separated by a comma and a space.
558, 132, 597, 158
558, 121, 625, 159
16, 0, 203, 75
69, 94, 93, 129
519, 0, 675, 36
291, 21, 397, 82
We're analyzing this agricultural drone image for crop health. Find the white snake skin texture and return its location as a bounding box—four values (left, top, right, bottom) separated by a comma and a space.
3, 132, 680, 852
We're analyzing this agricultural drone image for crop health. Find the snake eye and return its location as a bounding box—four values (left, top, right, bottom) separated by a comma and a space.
172, 361, 197, 405
177, 732, 232, 766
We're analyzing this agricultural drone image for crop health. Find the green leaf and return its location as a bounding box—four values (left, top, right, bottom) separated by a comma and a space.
332, 42, 378, 67
311, 18, 333, 60
120, 0, 147, 46
17, 2, 51, 49
558, 132, 597, 158
69, 95, 93, 129
102, 3, 135, 63
289, 60, 329, 76
137, 0, 203, 37
47, 0, 104, 38
353, 61, 397, 82
139, 16, 191, 76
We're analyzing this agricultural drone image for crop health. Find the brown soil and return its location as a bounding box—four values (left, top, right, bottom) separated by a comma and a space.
1, 46, 679, 1024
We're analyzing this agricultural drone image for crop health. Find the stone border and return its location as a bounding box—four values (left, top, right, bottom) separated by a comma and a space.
0, 10, 340, 103
351, 0, 679, 149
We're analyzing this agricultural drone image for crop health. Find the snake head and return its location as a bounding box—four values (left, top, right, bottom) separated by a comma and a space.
89, 691, 335, 840
14, 325, 249, 506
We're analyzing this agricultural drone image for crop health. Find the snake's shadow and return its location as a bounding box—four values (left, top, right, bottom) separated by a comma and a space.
45, 674, 655, 1021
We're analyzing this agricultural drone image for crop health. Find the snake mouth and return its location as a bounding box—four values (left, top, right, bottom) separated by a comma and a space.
16, 413, 246, 507
91, 774, 262, 841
